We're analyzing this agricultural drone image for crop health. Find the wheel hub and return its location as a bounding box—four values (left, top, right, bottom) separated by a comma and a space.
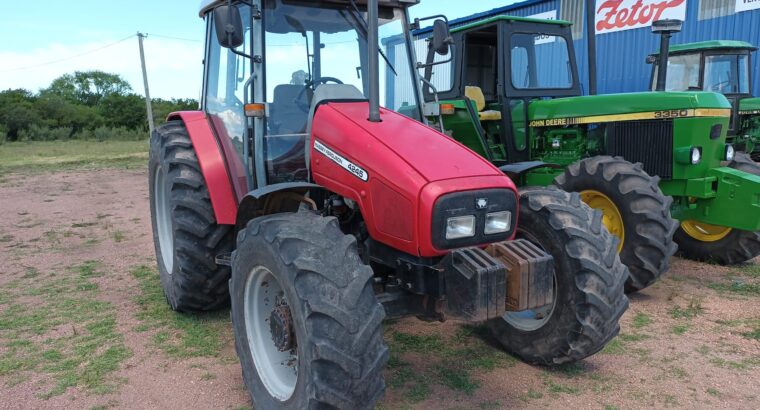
680, 220, 732, 242
270, 296, 295, 352
579, 190, 625, 253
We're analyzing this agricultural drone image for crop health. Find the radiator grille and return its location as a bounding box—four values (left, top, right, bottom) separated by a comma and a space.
605, 119, 674, 179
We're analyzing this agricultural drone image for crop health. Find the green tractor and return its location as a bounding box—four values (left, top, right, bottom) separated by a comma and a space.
416, 16, 760, 289
647, 40, 760, 168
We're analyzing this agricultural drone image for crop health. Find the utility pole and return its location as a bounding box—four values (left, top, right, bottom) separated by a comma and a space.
137, 32, 155, 134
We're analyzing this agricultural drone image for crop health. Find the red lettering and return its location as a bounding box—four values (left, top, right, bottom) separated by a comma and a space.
596, 0, 684, 32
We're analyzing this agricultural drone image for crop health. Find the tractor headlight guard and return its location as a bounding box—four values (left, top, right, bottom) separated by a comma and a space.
725, 144, 735, 162
432, 189, 517, 250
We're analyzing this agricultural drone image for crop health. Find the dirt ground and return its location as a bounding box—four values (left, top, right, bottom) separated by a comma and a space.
1, 168, 759, 410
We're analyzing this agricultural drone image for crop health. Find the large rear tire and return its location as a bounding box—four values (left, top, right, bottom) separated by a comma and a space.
230, 212, 388, 410
674, 152, 760, 265
149, 120, 234, 312
555, 156, 678, 292
487, 188, 629, 365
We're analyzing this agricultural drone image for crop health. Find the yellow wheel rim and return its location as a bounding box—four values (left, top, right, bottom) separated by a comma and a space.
579, 190, 625, 253
680, 220, 732, 242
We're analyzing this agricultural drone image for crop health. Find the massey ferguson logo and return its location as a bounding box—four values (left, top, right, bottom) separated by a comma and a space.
595, 0, 686, 34
476, 198, 488, 210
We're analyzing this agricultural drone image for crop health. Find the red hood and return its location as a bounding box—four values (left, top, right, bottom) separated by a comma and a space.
328, 103, 505, 183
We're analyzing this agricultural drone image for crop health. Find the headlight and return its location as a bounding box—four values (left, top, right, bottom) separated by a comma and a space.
725, 144, 735, 161
485, 211, 512, 235
446, 215, 476, 240
691, 147, 702, 165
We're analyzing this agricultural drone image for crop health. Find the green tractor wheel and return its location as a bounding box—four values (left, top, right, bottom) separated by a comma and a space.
674, 152, 760, 265
555, 156, 678, 293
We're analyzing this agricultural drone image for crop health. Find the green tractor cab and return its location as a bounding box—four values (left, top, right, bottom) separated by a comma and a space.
647, 40, 760, 161
418, 16, 760, 290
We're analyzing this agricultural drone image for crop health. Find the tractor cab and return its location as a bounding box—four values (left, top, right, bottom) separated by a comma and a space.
418, 16, 580, 166
201, 0, 425, 193
648, 41, 760, 153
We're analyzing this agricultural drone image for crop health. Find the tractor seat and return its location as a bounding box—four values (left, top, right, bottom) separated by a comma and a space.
465, 86, 501, 121
269, 84, 311, 135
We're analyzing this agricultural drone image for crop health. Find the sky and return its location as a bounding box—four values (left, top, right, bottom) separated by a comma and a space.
0, 0, 513, 100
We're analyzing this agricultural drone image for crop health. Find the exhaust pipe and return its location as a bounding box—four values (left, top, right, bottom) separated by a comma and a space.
368, 0, 381, 122
652, 19, 683, 92
585, 0, 597, 95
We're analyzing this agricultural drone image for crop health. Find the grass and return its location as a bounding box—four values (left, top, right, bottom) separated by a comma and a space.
0, 140, 148, 173
0, 261, 131, 398
130, 265, 232, 359
631, 312, 651, 329
383, 325, 517, 404
672, 324, 689, 335
669, 298, 704, 319
708, 280, 760, 297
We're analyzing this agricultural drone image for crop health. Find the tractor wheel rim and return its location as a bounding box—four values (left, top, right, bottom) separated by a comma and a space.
681, 220, 732, 242
154, 166, 174, 272
503, 229, 557, 331
244, 266, 298, 401
579, 190, 625, 253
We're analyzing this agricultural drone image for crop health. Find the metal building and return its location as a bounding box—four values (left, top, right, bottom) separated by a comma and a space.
411, 0, 760, 97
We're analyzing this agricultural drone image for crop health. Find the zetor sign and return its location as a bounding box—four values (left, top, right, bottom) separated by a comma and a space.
596, 0, 687, 34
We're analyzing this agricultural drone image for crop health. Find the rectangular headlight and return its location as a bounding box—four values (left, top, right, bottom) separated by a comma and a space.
446, 215, 476, 240
485, 211, 511, 235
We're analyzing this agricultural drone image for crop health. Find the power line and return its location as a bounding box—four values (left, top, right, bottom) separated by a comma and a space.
146, 33, 202, 43
0, 34, 136, 73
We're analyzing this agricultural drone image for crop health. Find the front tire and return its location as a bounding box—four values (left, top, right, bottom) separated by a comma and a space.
674, 152, 760, 265
230, 212, 388, 410
487, 188, 629, 365
149, 120, 234, 311
555, 156, 678, 292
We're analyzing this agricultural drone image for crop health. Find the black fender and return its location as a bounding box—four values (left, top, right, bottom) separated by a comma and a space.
235, 182, 326, 232
499, 161, 562, 180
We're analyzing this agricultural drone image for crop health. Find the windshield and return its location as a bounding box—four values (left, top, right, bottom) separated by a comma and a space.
704, 54, 750, 94
258, 0, 419, 184
656, 53, 751, 94
263, 0, 419, 129
653, 53, 701, 91
510, 32, 573, 90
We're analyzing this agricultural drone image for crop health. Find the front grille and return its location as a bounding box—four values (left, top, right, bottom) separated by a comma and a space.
605, 119, 673, 179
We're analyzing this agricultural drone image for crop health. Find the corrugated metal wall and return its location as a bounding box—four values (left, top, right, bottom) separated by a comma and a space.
412, 0, 760, 97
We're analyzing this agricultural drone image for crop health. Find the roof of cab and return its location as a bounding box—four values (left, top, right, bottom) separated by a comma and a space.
450, 15, 571, 34
650, 40, 757, 56
199, 0, 221, 17
200, 0, 421, 17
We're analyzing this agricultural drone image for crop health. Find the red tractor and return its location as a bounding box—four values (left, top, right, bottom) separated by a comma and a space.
149, 0, 629, 408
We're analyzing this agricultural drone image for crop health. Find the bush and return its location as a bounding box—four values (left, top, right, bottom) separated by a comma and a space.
0, 124, 7, 145
93, 126, 147, 141
17, 125, 73, 141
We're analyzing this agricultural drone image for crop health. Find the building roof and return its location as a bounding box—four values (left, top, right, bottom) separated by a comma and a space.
651, 40, 757, 56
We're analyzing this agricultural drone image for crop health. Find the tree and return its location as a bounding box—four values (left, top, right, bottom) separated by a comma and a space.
152, 98, 199, 126
0, 89, 42, 140
99, 93, 147, 129
43, 71, 133, 106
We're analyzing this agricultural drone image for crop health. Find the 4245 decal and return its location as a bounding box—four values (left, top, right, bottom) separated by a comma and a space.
314, 140, 369, 182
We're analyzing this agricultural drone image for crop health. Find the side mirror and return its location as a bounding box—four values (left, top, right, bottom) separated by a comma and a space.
214, 5, 244, 49
431, 19, 453, 56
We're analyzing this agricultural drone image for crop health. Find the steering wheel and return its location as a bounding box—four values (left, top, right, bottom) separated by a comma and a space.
294, 77, 344, 111
711, 80, 731, 93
